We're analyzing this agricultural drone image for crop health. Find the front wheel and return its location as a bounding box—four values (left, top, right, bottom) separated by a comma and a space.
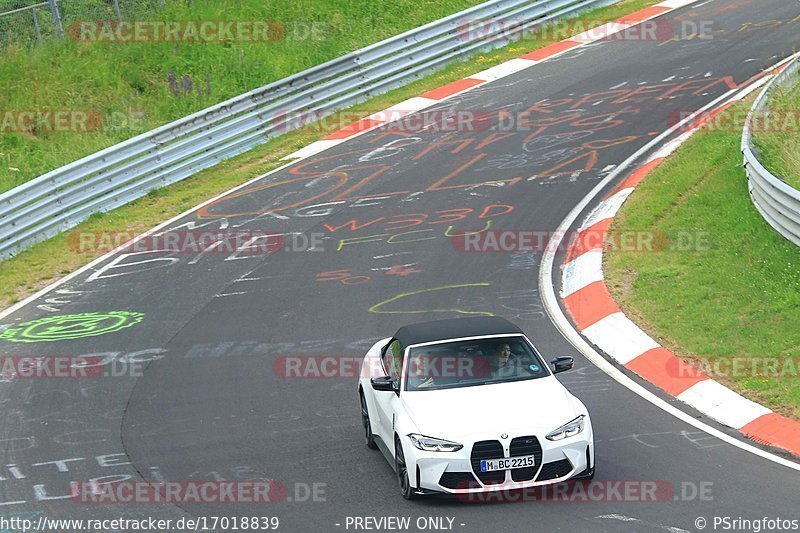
395, 437, 417, 500
360, 391, 377, 450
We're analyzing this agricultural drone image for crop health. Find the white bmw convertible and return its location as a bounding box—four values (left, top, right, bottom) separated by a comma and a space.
358, 316, 594, 499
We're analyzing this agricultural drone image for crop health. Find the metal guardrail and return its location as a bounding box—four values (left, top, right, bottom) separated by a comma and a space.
742, 57, 800, 247
0, 0, 619, 260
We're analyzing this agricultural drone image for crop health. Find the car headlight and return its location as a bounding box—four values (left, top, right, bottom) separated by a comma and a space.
545, 415, 586, 441
408, 434, 463, 452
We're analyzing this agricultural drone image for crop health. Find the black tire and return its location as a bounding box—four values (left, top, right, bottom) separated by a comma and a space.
395, 437, 417, 500
360, 391, 377, 450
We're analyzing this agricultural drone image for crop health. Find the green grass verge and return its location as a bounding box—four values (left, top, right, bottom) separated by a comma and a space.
753, 70, 800, 189
0, 0, 487, 193
606, 101, 800, 421
0, 0, 657, 309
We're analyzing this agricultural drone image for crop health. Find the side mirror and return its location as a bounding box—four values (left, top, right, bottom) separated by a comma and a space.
551, 356, 574, 374
371, 376, 399, 394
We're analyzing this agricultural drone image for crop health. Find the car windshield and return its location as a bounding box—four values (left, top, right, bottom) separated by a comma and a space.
403, 336, 549, 391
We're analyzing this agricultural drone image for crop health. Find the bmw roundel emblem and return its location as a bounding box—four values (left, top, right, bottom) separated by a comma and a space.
501, 433, 508, 439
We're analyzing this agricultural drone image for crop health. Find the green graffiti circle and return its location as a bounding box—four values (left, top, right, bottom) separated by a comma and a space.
0, 311, 144, 343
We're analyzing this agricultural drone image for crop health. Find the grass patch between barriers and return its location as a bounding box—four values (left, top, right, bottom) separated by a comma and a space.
0, 0, 657, 309
753, 70, 800, 189
605, 101, 800, 421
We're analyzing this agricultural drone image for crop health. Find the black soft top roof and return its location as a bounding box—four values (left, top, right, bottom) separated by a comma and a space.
394, 316, 524, 347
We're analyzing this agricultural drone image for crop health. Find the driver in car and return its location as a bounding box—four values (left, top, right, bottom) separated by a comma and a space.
490, 342, 520, 378
407, 352, 436, 389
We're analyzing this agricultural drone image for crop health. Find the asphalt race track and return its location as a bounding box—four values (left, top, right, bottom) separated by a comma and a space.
1, 1, 799, 531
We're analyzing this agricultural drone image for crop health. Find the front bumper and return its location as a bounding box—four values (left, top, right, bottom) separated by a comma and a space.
406, 423, 594, 495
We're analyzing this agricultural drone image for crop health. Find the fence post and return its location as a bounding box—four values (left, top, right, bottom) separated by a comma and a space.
47, 0, 63, 39
112, 0, 123, 24
31, 8, 43, 46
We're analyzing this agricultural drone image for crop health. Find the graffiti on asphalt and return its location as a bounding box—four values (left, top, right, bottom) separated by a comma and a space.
0, 312, 144, 343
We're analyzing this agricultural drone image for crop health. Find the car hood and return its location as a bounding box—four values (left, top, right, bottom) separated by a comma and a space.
400, 376, 582, 441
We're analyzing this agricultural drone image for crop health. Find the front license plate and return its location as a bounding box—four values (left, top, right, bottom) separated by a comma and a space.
480, 454, 536, 472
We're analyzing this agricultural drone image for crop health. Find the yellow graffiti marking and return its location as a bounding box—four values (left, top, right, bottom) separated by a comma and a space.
368, 283, 493, 316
